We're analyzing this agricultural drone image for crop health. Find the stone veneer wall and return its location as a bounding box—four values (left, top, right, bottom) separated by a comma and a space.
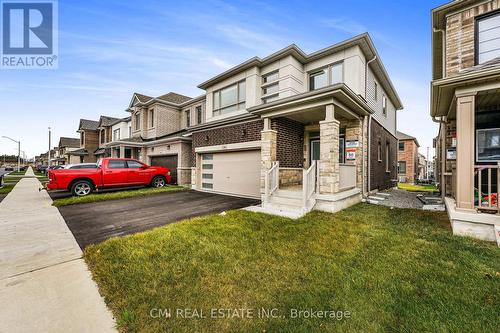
446, 0, 500, 76
370, 119, 397, 191
279, 168, 303, 187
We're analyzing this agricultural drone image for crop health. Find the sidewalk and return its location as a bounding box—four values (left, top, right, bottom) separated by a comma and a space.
0, 167, 116, 332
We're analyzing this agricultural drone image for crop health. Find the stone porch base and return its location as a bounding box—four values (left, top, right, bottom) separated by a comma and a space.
444, 197, 500, 244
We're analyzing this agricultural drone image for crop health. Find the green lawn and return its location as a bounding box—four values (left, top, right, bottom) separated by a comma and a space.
398, 182, 439, 192
53, 186, 185, 207
2, 177, 21, 184
0, 183, 15, 194
6, 170, 26, 176
85, 205, 500, 333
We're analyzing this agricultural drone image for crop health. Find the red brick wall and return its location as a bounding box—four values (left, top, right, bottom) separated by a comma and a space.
272, 117, 304, 168
398, 140, 418, 183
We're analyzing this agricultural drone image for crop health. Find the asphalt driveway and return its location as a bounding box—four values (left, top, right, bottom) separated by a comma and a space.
58, 190, 260, 248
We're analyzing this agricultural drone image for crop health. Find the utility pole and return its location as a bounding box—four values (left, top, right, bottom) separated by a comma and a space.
1, 136, 20, 171
48, 127, 51, 166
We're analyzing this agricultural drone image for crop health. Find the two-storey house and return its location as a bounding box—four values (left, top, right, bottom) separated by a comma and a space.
57, 137, 81, 165
115, 92, 205, 184
187, 33, 402, 217
432, 0, 500, 241
396, 131, 420, 183
68, 119, 100, 163
94, 116, 121, 158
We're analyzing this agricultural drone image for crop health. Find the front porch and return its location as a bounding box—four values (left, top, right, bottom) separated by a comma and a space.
440, 87, 500, 242
253, 94, 370, 217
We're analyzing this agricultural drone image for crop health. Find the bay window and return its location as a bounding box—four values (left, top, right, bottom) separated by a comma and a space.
213, 80, 246, 116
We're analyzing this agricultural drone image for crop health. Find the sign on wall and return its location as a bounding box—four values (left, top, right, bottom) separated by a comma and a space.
446, 149, 456, 160
345, 140, 359, 148
346, 148, 356, 160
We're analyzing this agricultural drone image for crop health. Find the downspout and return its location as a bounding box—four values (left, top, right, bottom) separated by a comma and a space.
432, 115, 447, 198
365, 55, 377, 194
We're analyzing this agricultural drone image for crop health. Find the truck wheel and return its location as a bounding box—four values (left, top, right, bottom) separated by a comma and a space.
71, 180, 93, 196
151, 175, 166, 188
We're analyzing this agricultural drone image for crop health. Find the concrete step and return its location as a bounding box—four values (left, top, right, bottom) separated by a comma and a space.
270, 195, 303, 206
274, 189, 302, 199
244, 203, 306, 219
368, 195, 386, 201
366, 199, 380, 205
377, 192, 391, 197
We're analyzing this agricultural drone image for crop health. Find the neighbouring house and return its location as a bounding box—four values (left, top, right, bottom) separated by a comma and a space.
431, 0, 500, 241
397, 131, 420, 183
57, 137, 81, 165
68, 119, 100, 163
94, 116, 121, 159
114, 92, 203, 185
418, 153, 427, 181
187, 33, 402, 217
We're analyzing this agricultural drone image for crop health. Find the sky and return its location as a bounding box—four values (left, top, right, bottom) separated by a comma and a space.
0, 0, 444, 159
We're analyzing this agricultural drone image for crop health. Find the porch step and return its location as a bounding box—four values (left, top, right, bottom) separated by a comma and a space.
270, 194, 303, 206
244, 203, 306, 219
376, 193, 391, 197
368, 195, 387, 201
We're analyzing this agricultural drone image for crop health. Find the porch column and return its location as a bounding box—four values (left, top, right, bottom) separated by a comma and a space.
261, 117, 277, 191
345, 118, 363, 189
455, 94, 475, 210
119, 145, 125, 159
319, 104, 340, 194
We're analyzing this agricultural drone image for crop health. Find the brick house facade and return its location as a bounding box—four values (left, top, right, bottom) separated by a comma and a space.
396, 131, 419, 184
370, 119, 398, 190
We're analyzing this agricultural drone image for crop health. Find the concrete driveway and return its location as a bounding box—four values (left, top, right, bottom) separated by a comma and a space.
58, 190, 260, 248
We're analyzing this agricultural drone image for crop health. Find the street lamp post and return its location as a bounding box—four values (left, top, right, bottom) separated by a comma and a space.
1, 136, 20, 172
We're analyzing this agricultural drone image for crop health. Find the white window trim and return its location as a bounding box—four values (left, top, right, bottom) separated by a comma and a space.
148, 109, 155, 129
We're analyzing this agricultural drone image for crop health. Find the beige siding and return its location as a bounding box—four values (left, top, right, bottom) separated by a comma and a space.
366, 67, 396, 135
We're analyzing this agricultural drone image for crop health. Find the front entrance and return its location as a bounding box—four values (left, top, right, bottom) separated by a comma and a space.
150, 155, 178, 184
310, 139, 320, 162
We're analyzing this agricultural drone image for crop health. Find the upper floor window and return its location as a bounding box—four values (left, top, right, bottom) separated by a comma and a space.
100, 129, 105, 144
149, 109, 154, 128
476, 11, 500, 64
309, 62, 343, 91
185, 110, 190, 127
399, 141, 405, 151
80, 132, 85, 146
374, 81, 378, 101
263, 71, 278, 84
128, 126, 131, 138
196, 106, 202, 124
382, 95, 387, 116
213, 80, 246, 116
113, 128, 120, 141
135, 113, 140, 130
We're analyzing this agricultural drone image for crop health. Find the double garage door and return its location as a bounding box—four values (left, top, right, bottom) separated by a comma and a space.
150, 155, 178, 184
200, 150, 260, 198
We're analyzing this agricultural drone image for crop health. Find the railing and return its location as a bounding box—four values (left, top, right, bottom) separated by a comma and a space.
303, 161, 317, 207
474, 163, 499, 214
339, 164, 356, 190
265, 161, 279, 202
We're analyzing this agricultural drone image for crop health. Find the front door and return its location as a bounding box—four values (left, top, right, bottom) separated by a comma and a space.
310, 139, 320, 163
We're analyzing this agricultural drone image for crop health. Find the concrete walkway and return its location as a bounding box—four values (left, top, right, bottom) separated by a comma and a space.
0, 167, 116, 332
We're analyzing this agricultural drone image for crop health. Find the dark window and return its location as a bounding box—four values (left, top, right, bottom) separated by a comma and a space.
135, 113, 140, 130
127, 160, 144, 168
186, 110, 190, 127
149, 109, 154, 127
374, 81, 378, 101
196, 106, 202, 124
382, 96, 387, 116
309, 69, 327, 90
80, 132, 84, 145
385, 142, 390, 172
398, 161, 406, 174
108, 160, 127, 169
100, 129, 105, 144
399, 141, 405, 151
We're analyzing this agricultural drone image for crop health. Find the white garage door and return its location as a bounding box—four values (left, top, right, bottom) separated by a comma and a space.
200, 150, 261, 198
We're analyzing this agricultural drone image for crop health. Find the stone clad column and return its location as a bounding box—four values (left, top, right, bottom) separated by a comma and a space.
119, 145, 125, 159
319, 104, 340, 194
345, 118, 363, 189
261, 118, 277, 192
455, 93, 475, 210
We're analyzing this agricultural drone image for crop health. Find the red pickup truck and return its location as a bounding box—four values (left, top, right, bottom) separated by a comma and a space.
47, 158, 172, 196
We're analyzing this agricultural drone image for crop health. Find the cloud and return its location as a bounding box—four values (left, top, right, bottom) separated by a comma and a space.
321, 18, 367, 35
215, 24, 283, 52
